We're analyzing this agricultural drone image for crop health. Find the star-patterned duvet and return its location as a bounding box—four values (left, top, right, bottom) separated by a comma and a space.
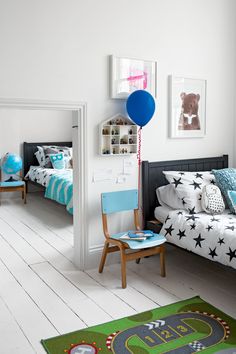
25, 166, 73, 214
25, 166, 72, 188
160, 209, 236, 269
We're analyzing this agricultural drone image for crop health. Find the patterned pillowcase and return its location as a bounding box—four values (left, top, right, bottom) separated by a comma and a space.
49, 153, 65, 169
163, 171, 216, 213
156, 184, 184, 210
212, 168, 236, 213
34, 146, 46, 167
43, 146, 72, 168
228, 190, 236, 213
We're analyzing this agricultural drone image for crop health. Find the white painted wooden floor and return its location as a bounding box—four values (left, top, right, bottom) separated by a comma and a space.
0, 193, 235, 353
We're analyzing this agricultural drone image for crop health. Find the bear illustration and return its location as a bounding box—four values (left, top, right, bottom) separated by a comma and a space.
178, 92, 201, 130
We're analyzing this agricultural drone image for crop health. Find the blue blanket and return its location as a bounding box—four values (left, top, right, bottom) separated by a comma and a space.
45, 170, 73, 214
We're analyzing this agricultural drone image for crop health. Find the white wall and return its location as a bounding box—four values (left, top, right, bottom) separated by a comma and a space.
0, 109, 72, 158
0, 0, 235, 267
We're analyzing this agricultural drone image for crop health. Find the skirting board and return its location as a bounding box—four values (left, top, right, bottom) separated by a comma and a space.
85, 244, 120, 270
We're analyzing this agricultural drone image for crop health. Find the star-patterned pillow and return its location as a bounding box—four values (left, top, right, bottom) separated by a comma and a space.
156, 184, 184, 210
163, 171, 216, 213
34, 146, 46, 167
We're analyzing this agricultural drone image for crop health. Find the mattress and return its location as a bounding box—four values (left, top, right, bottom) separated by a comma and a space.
25, 166, 72, 188
154, 206, 173, 224
160, 208, 236, 270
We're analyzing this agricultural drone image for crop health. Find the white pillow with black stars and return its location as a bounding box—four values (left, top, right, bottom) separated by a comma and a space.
34, 146, 46, 167
163, 171, 216, 213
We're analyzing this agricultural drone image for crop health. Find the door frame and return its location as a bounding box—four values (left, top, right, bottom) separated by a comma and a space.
0, 98, 88, 270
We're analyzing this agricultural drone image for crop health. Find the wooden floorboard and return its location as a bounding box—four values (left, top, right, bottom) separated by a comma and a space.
0, 195, 235, 353
0, 295, 35, 354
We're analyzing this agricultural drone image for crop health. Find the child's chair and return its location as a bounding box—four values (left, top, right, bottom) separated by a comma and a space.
99, 189, 166, 288
0, 169, 26, 204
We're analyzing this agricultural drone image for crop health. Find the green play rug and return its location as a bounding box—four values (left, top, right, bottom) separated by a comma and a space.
41, 296, 236, 354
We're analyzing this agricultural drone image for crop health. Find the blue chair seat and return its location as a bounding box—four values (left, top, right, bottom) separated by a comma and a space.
111, 232, 166, 250
0, 181, 25, 187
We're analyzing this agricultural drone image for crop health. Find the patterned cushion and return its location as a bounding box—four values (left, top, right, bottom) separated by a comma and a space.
34, 146, 46, 167
43, 146, 72, 168
228, 190, 236, 213
212, 168, 236, 213
156, 184, 184, 210
49, 153, 65, 170
163, 171, 216, 213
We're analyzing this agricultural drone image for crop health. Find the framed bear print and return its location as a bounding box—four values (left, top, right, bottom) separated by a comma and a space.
169, 76, 206, 138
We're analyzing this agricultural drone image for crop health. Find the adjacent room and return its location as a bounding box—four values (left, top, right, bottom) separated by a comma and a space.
0, 1, 236, 353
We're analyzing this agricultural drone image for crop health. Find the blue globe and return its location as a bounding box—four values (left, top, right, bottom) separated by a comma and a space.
1, 153, 22, 175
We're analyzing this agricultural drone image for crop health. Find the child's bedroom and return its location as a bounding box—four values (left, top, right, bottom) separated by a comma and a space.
0, 1, 235, 353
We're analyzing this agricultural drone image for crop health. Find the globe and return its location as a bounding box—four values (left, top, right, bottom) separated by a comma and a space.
1, 153, 23, 175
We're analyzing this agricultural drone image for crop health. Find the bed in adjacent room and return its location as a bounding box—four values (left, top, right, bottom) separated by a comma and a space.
142, 155, 236, 270
23, 141, 73, 214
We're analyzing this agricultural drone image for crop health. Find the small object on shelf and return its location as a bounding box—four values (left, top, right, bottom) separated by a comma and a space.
120, 138, 127, 144
102, 128, 109, 135
102, 149, 110, 155
129, 128, 133, 135
129, 138, 134, 144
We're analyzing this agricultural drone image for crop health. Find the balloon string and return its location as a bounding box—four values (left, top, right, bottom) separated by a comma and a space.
137, 127, 143, 227
137, 127, 142, 168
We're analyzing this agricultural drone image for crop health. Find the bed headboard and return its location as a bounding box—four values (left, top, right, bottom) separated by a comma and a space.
23, 141, 72, 177
142, 155, 228, 227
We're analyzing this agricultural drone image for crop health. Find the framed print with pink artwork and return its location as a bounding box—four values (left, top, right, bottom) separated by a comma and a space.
110, 55, 157, 99
169, 76, 206, 138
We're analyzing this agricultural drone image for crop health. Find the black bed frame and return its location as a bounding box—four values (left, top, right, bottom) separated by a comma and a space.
142, 155, 228, 230
23, 141, 72, 182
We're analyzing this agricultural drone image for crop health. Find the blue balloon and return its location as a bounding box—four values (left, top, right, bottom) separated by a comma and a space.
1, 153, 22, 175
126, 90, 155, 127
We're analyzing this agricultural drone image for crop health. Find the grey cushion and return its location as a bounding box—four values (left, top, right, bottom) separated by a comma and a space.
43, 146, 72, 168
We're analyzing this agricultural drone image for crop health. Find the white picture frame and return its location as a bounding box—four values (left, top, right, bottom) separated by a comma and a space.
169, 76, 206, 138
110, 55, 157, 99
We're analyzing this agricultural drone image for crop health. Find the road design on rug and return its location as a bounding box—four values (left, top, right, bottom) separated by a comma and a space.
107, 311, 230, 353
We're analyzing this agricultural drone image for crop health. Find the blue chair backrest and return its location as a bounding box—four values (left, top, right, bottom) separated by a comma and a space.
101, 189, 138, 214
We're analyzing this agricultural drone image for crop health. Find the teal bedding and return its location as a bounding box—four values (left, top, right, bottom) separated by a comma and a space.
45, 170, 73, 214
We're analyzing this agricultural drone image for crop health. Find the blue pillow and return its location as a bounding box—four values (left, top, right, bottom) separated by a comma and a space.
228, 190, 236, 213
212, 168, 236, 213
49, 153, 65, 170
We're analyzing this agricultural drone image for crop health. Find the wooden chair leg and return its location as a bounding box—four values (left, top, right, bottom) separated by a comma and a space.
23, 185, 26, 204
160, 246, 166, 277
99, 242, 109, 273
120, 248, 127, 288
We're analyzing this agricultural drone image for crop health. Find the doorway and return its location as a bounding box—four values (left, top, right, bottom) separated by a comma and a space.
0, 98, 87, 270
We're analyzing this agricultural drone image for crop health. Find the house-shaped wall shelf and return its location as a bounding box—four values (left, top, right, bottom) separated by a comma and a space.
100, 114, 138, 156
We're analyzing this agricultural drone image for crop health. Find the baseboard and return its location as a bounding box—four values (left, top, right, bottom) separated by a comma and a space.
85, 244, 120, 270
